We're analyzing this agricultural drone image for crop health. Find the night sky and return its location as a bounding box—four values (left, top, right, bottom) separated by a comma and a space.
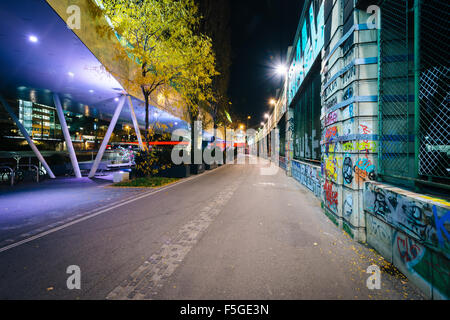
229, 0, 305, 128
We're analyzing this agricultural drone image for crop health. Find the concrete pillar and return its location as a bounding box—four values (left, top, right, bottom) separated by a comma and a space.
0, 96, 55, 179
53, 93, 82, 178
127, 96, 145, 151
89, 95, 126, 178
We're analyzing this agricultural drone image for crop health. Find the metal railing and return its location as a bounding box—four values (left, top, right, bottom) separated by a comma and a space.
0, 165, 14, 186
15, 164, 41, 183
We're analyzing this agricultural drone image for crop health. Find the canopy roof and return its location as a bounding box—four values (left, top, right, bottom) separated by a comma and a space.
0, 0, 186, 130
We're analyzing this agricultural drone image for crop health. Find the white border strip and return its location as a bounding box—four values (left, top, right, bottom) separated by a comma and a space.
0, 165, 228, 254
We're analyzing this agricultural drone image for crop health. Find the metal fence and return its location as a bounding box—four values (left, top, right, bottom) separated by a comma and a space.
378, 0, 449, 188
293, 64, 322, 163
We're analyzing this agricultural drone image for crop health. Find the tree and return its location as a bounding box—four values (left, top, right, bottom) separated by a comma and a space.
93, 0, 217, 151
196, 0, 232, 153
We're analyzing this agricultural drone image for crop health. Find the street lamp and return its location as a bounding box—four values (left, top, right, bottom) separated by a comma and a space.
264, 113, 269, 119
275, 64, 287, 76
125, 125, 131, 141
269, 98, 276, 106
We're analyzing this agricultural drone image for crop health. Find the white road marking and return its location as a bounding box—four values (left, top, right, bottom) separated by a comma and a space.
0, 165, 228, 254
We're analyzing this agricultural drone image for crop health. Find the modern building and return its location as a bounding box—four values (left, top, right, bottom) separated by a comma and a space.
256, 0, 449, 300
0, 0, 216, 177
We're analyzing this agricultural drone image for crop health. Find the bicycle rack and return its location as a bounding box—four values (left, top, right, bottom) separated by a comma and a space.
16, 164, 40, 183
0, 165, 14, 186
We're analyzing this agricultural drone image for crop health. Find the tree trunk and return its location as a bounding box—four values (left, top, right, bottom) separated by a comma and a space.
190, 113, 196, 165
224, 125, 227, 164
142, 86, 150, 151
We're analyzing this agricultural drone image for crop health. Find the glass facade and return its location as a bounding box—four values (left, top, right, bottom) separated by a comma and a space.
18, 99, 61, 139
292, 62, 321, 162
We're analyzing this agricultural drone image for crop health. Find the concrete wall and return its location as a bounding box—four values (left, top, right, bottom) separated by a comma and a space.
364, 181, 450, 300
291, 160, 322, 200
266, 0, 449, 300
320, 0, 378, 241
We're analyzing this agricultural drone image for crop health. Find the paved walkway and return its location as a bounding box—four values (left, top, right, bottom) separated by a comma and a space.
0, 176, 146, 247
0, 157, 426, 299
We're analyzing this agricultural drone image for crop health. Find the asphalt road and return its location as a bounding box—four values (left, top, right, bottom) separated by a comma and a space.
0, 157, 426, 300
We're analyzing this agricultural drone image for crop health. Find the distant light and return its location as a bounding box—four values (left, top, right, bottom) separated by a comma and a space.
114, 97, 119, 102
89, 90, 94, 93
174, 122, 178, 125
29, 35, 38, 43
261, 122, 264, 126
269, 98, 276, 106
68, 72, 75, 77
275, 64, 287, 76
264, 113, 269, 119
154, 113, 159, 118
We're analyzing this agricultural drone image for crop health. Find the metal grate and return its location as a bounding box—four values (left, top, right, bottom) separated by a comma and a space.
378, 0, 449, 186
378, 0, 414, 179
417, 0, 450, 181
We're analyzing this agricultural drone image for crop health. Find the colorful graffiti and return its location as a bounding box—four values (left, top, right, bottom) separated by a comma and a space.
396, 232, 424, 263
359, 123, 376, 154
343, 157, 353, 184
324, 155, 339, 181
393, 231, 450, 299
367, 214, 391, 254
325, 111, 338, 126
366, 184, 450, 299
324, 180, 338, 212
365, 183, 450, 254
324, 126, 339, 142
354, 158, 376, 183
292, 160, 321, 199
343, 194, 353, 219
288, 1, 324, 104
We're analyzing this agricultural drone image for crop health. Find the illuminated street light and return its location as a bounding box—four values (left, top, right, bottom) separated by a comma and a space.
29, 35, 38, 43
264, 113, 269, 119
124, 125, 131, 141
275, 64, 287, 76
269, 98, 276, 106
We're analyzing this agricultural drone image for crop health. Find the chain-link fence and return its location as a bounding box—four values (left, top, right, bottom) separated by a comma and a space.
418, 0, 449, 181
378, 0, 449, 188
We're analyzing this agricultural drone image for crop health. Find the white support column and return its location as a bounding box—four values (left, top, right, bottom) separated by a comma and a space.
53, 93, 82, 178
127, 95, 145, 150
89, 95, 126, 178
0, 96, 56, 179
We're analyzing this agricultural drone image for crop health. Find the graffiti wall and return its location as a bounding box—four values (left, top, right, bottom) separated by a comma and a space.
319, 1, 379, 241
365, 181, 450, 299
279, 156, 287, 171
287, 0, 324, 105
292, 160, 321, 199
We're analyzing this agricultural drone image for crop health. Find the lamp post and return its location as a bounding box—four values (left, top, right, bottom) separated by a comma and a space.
125, 125, 131, 141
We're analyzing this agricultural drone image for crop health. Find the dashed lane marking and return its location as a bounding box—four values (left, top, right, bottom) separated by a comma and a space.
0, 165, 228, 254
106, 176, 243, 300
